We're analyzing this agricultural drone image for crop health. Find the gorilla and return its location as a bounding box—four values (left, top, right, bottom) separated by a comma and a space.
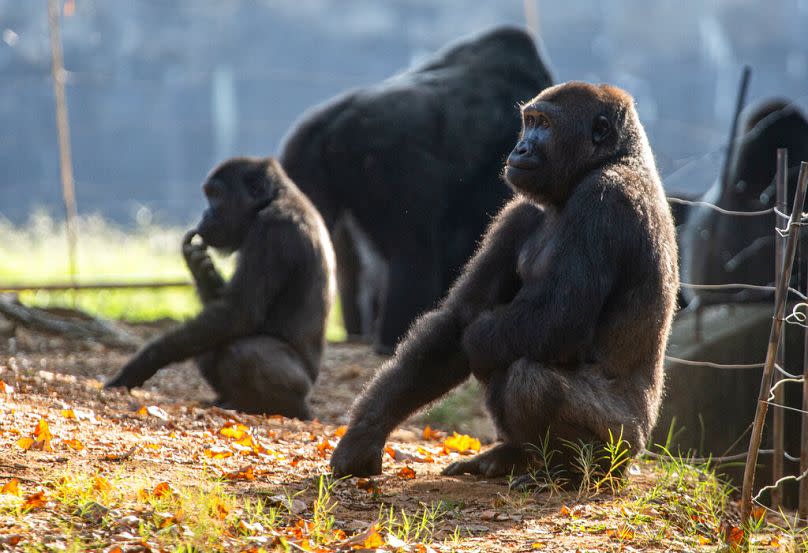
280, 26, 554, 353
681, 100, 808, 305
106, 157, 335, 419
330, 82, 679, 481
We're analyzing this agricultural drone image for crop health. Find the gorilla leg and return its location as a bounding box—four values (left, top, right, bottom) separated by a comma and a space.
376, 253, 441, 354
332, 218, 365, 338
444, 359, 643, 479
196, 336, 313, 420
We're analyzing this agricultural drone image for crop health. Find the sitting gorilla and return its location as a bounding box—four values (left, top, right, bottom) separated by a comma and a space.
280, 25, 554, 353
681, 99, 808, 305
106, 157, 335, 419
330, 82, 679, 482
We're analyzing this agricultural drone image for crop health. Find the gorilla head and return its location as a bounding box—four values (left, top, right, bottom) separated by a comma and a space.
197, 158, 277, 252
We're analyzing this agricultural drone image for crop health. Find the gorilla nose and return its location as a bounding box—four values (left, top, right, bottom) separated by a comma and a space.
202, 181, 214, 196
507, 143, 539, 170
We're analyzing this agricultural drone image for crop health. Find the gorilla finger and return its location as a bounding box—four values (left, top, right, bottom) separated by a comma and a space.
442, 459, 477, 476
508, 474, 538, 491
182, 229, 199, 246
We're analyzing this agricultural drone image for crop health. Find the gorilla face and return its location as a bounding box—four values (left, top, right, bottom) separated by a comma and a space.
196, 159, 273, 251
505, 83, 619, 207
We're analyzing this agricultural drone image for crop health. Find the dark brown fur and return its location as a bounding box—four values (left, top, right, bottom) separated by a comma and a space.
330, 82, 679, 480
106, 157, 335, 419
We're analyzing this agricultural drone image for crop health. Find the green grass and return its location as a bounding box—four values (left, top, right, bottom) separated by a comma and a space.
0, 211, 346, 341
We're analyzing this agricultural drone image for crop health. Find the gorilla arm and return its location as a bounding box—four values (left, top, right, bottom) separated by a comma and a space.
182, 230, 227, 304
330, 200, 542, 477
462, 190, 626, 376
105, 220, 296, 389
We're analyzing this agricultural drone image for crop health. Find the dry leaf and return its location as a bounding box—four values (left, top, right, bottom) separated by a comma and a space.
422, 425, 442, 440
61, 409, 76, 419
22, 491, 47, 510
384, 446, 396, 459
316, 439, 333, 457
333, 425, 347, 437
93, 476, 112, 492
1, 478, 21, 496
224, 466, 255, 481
397, 466, 416, 479
442, 432, 481, 454
63, 438, 84, 451
220, 422, 250, 440
0, 380, 14, 395
152, 482, 173, 497
203, 447, 233, 459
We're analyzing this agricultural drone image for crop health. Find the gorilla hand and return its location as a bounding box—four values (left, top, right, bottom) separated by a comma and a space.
182, 230, 225, 302
330, 428, 384, 478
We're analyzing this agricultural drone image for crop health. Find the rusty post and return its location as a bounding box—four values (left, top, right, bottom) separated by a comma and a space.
47, 0, 79, 297
772, 148, 788, 509
741, 162, 808, 522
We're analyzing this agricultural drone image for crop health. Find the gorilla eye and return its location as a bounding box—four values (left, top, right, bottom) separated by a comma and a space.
524, 115, 536, 127
537, 114, 550, 128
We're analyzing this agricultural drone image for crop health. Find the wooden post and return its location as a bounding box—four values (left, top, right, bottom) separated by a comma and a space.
47, 0, 79, 292
719, 66, 751, 194
523, 0, 539, 36
802, 190, 808, 525
742, 162, 808, 522
772, 148, 788, 509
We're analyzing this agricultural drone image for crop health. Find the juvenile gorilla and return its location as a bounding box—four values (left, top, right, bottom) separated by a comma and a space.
106, 157, 335, 419
330, 82, 679, 480
280, 26, 553, 353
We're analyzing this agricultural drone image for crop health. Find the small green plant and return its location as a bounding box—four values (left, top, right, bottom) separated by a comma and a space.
595, 428, 632, 494
522, 430, 567, 496
381, 501, 452, 544
311, 474, 339, 544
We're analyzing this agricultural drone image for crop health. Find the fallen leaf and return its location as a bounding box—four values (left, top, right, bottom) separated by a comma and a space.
384, 446, 396, 459
751, 506, 766, 523
22, 490, 47, 510
61, 409, 76, 419
530, 543, 546, 550
606, 525, 635, 541
220, 422, 250, 440
559, 505, 571, 517
724, 525, 744, 548
63, 438, 84, 451
93, 476, 112, 492
16, 437, 34, 450
0, 380, 13, 395
422, 425, 442, 441
152, 482, 173, 497
102, 446, 136, 461
224, 466, 255, 481
1, 478, 20, 496
397, 466, 416, 479
203, 447, 234, 459
333, 425, 347, 437
146, 405, 170, 421
442, 432, 481, 454
316, 439, 333, 457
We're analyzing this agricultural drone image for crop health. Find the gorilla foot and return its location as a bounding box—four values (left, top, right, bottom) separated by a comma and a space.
442, 443, 528, 478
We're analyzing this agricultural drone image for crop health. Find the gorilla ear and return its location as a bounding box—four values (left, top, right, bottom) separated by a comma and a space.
592, 115, 612, 145
244, 165, 269, 198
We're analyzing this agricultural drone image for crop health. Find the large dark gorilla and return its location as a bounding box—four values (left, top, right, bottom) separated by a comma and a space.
280, 26, 554, 353
681, 100, 808, 305
330, 82, 679, 481
106, 157, 335, 419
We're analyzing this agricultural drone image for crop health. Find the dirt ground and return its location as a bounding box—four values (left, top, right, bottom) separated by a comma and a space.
0, 317, 785, 552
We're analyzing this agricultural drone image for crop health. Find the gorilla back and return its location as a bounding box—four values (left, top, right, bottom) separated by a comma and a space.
106, 158, 335, 419
280, 26, 553, 353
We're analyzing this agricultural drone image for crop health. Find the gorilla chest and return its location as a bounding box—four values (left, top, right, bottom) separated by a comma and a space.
517, 227, 557, 281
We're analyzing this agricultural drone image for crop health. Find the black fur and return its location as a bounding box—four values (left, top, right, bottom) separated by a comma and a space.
681, 101, 808, 305
330, 82, 679, 479
279, 26, 553, 353
106, 157, 335, 419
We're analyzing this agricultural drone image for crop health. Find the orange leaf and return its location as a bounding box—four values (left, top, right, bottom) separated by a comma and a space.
16, 437, 34, 450
22, 491, 47, 510
362, 525, 385, 548
397, 466, 416, 479
224, 466, 255, 481
153, 482, 173, 497
559, 505, 571, 517
93, 476, 112, 492
63, 439, 84, 451
442, 432, 481, 454
61, 409, 76, 419
316, 439, 333, 458
333, 425, 347, 438
607, 525, 635, 541
0, 380, 14, 395
220, 422, 250, 440
1, 478, 21, 496
422, 425, 441, 440
751, 506, 766, 523
725, 525, 744, 548
212, 501, 229, 519
384, 446, 396, 459
136, 406, 148, 416
204, 447, 233, 459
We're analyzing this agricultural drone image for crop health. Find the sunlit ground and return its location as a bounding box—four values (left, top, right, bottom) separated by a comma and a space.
0, 211, 347, 342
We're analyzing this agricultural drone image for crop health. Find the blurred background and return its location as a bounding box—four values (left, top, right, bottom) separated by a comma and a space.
1, 0, 807, 325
